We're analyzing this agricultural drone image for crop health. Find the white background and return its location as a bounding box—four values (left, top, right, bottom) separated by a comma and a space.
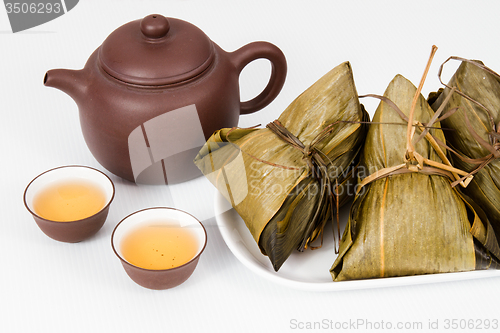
2, 1, 500, 332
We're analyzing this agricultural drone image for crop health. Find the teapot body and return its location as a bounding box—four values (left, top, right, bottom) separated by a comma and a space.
79, 45, 241, 184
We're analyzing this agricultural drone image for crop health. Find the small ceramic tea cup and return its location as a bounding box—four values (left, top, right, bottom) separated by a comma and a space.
111, 207, 207, 290
23, 165, 115, 242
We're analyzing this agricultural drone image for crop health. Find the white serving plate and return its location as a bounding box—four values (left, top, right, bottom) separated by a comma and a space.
214, 192, 500, 291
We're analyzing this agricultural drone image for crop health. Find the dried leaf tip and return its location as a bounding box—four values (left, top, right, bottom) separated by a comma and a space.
406, 45, 438, 163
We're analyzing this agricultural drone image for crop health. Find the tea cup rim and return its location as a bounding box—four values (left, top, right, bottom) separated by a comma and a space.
23, 165, 116, 224
111, 206, 208, 273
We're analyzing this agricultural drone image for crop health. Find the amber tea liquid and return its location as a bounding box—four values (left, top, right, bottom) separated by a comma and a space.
120, 221, 199, 270
33, 179, 106, 222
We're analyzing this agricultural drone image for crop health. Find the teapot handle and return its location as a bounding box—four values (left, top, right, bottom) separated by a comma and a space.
230, 42, 287, 115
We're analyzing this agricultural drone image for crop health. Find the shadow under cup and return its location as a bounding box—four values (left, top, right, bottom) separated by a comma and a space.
111, 207, 207, 290
24, 165, 115, 243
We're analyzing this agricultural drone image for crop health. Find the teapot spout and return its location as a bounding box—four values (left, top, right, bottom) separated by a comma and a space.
44, 68, 87, 103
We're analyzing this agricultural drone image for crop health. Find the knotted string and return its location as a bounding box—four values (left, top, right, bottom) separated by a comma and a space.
266, 119, 350, 254
356, 46, 474, 193
435, 56, 500, 185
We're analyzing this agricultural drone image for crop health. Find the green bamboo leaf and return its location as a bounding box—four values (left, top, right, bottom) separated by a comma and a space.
431, 60, 500, 244
195, 62, 368, 271
331, 75, 499, 282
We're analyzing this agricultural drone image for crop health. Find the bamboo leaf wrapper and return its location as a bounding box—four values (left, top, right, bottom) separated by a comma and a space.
331, 74, 500, 281
195, 62, 368, 271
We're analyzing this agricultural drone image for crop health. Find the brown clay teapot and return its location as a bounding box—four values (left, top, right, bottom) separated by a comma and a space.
44, 14, 287, 184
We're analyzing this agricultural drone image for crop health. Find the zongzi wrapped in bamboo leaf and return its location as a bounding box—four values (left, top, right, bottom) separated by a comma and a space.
195, 62, 369, 271
330, 74, 500, 281
430, 59, 500, 242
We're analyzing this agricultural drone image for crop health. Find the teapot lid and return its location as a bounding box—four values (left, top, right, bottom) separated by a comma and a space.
98, 14, 215, 86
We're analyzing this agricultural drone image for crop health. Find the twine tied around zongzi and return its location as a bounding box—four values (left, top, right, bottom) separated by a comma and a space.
265, 119, 353, 254
226, 118, 358, 254
356, 45, 475, 194
434, 56, 500, 184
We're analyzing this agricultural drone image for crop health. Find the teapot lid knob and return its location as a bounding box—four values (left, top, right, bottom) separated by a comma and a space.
140, 14, 170, 38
